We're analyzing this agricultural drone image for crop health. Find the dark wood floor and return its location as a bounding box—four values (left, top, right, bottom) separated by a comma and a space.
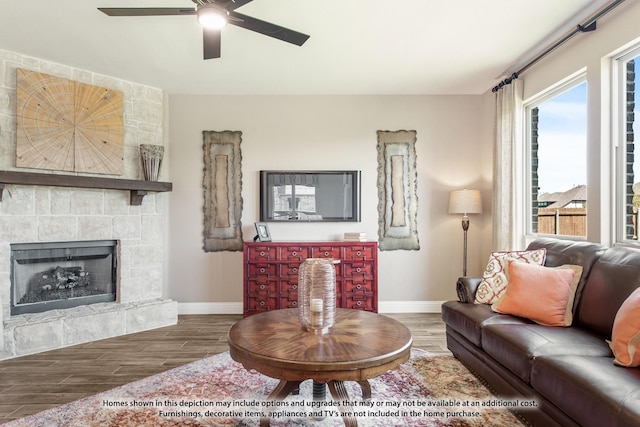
0, 313, 449, 423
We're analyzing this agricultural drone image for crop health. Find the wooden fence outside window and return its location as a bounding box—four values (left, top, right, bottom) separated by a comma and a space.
537, 208, 586, 237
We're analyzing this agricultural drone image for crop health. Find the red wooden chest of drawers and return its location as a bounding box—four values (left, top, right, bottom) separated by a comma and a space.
243, 241, 378, 316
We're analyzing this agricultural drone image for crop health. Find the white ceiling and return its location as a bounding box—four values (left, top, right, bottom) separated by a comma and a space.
0, 0, 611, 95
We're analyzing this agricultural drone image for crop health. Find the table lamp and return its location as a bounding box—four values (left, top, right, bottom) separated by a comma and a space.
448, 189, 482, 276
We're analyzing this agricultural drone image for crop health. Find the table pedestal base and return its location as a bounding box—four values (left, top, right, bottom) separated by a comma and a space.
259, 379, 371, 427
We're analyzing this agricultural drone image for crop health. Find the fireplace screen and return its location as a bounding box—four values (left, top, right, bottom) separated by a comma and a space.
11, 240, 117, 315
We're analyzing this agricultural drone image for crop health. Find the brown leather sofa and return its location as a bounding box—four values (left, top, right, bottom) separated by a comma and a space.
441, 237, 640, 427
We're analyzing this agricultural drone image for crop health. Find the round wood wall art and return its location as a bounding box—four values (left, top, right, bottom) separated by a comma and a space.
16, 68, 124, 175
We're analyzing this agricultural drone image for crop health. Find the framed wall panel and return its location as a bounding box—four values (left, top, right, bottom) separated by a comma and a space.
376, 130, 420, 251
202, 130, 243, 252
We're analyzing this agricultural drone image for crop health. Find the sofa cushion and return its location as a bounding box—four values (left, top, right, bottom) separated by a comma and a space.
482, 323, 612, 383
491, 261, 581, 326
440, 301, 531, 347
575, 246, 640, 340
531, 355, 640, 427
610, 287, 640, 367
526, 238, 605, 314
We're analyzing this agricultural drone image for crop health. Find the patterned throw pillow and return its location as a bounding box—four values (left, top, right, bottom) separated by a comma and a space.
474, 248, 547, 304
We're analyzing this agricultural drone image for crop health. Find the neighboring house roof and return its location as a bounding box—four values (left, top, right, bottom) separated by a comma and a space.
538, 185, 587, 209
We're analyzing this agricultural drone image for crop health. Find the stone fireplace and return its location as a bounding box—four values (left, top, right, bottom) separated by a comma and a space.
11, 240, 118, 315
0, 49, 177, 360
0, 185, 177, 360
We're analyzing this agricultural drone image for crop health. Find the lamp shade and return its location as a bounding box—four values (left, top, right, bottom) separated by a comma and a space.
448, 189, 482, 215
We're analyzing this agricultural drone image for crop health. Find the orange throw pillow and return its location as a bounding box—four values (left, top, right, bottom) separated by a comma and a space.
609, 287, 640, 367
491, 260, 582, 327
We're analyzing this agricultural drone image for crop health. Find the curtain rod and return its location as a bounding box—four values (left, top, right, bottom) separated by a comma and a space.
491, 0, 626, 93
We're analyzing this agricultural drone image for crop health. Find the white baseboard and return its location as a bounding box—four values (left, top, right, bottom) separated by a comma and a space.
177, 301, 444, 315
178, 302, 243, 315
378, 301, 445, 313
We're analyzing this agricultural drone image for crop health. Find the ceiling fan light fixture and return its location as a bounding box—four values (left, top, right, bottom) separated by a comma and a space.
197, 6, 227, 30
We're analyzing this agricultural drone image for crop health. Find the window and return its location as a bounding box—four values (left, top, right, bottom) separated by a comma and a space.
525, 77, 588, 238
615, 48, 640, 241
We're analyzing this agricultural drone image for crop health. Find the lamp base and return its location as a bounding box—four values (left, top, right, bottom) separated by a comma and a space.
461, 215, 470, 276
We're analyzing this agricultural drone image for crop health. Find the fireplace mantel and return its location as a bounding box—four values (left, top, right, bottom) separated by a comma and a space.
0, 170, 172, 205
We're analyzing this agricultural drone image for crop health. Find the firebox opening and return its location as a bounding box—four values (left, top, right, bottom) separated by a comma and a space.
11, 240, 118, 316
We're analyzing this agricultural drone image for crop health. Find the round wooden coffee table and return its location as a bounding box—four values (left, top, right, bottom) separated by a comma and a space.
227, 308, 412, 427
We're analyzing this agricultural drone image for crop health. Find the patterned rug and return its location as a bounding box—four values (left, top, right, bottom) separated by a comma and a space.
5, 349, 525, 426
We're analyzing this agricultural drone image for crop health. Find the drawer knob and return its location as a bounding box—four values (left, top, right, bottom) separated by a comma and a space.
324, 251, 329, 256
260, 268, 265, 273
259, 301, 265, 306
356, 284, 362, 289
292, 251, 297, 256
259, 251, 265, 256
260, 284, 265, 290
292, 268, 297, 273
356, 267, 361, 273
292, 284, 297, 290
356, 251, 361, 256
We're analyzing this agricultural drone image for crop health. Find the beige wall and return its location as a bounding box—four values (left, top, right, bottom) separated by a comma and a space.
167, 95, 494, 312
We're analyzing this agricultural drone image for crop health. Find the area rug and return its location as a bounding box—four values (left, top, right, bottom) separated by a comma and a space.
5, 349, 525, 426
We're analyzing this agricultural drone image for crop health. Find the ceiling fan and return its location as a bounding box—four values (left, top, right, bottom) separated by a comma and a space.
98, 0, 310, 59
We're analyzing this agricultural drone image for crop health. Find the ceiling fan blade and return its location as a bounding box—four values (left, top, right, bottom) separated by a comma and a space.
203, 28, 222, 59
228, 12, 309, 46
226, 0, 254, 11
98, 8, 196, 17
190, 0, 253, 11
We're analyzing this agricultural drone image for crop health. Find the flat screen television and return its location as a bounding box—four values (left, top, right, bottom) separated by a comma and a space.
259, 170, 361, 222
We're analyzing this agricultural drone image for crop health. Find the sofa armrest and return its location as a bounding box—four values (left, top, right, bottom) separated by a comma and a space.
456, 277, 482, 303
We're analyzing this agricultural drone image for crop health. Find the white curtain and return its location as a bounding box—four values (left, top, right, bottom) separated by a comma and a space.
493, 78, 524, 251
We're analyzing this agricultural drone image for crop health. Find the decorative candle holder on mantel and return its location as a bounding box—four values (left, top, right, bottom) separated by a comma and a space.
298, 258, 339, 334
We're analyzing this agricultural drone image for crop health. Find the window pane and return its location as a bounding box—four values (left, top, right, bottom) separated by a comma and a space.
530, 82, 587, 237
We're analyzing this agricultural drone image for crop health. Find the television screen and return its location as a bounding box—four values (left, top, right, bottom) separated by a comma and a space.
260, 170, 361, 222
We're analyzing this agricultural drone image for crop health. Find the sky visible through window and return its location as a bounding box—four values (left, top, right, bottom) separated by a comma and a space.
535, 82, 587, 195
